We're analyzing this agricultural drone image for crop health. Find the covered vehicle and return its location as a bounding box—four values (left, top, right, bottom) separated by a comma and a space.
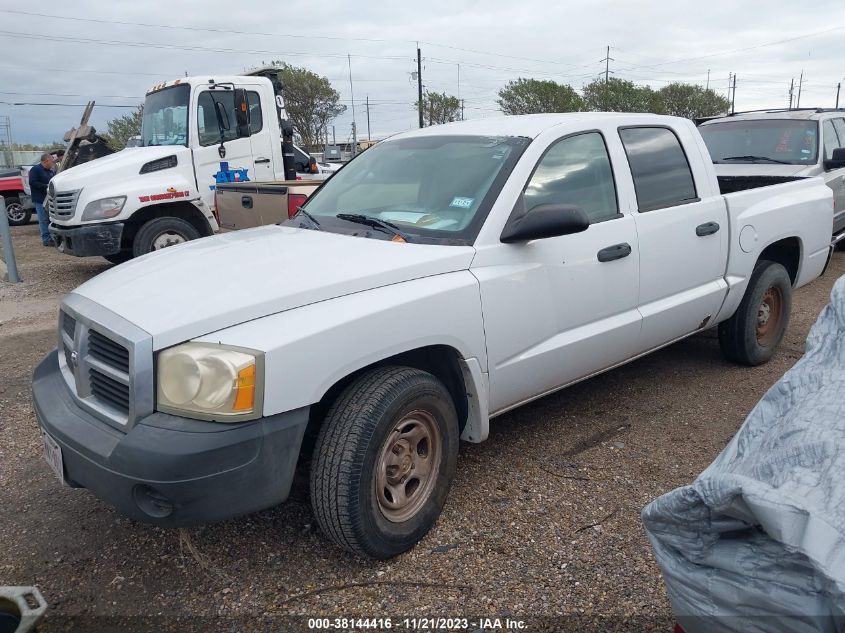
643, 276, 845, 632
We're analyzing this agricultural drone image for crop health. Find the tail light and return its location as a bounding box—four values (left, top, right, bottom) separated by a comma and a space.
309, 158, 318, 174
288, 193, 308, 219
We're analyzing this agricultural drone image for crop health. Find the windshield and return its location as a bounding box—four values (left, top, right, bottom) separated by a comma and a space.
299, 135, 529, 244
700, 119, 819, 165
141, 84, 189, 147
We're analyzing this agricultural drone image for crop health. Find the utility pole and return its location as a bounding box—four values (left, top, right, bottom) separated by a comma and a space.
332, 125, 336, 145
600, 45, 614, 83
347, 54, 357, 157
417, 46, 424, 128
351, 121, 357, 158
789, 78, 794, 109
706, 69, 710, 91
797, 70, 804, 109
366, 95, 371, 142
837, 82, 841, 109
461, 99, 465, 121
731, 74, 737, 114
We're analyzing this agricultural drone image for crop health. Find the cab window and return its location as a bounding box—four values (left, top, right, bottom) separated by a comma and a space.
197, 90, 261, 146
524, 132, 619, 223
823, 120, 841, 160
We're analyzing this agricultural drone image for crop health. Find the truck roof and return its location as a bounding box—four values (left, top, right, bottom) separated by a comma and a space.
700, 108, 845, 125
146, 75, 271, 94
395, 112, 691, 140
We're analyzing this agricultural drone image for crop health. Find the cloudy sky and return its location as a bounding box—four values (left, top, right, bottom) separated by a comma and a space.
1, 0, 843, 145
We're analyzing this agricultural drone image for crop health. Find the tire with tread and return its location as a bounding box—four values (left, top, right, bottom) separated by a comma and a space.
718, 259, 791, 366
4, 196, 31, 226
132, 217, 201, 257
310, 366, 459, 559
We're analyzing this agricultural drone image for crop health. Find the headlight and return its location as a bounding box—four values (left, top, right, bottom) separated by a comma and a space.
81, 196, 126, 221
156, 343, 263, 421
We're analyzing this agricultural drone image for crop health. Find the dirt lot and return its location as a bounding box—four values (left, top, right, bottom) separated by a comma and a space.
2, 221, 844, 632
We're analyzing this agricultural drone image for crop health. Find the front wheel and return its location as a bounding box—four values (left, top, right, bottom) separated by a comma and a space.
310, 366, 459, 559
4, 197, 31, 226
718, 260, 792, 366
132, 217, 201, 257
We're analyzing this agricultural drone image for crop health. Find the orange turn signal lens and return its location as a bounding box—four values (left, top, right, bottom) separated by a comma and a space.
232, 364, 256, 412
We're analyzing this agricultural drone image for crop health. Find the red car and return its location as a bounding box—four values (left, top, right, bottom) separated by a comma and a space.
0, 166, 34, 225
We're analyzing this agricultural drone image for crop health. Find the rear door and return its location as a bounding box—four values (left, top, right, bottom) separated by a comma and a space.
620, 125, 729, 350
193, 87, 257, 207
823, 118, 845, 232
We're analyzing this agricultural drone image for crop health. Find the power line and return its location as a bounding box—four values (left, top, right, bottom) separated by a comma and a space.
0, 101, 137, 108
0, 30, 410, 61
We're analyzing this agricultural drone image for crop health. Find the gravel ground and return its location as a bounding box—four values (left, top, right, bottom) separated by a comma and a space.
2, 222, 844, 632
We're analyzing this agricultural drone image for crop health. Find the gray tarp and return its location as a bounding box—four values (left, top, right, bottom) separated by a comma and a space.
642, 275, 845, 633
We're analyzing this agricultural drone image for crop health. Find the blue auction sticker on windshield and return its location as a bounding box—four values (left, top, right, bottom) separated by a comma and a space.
450, 196, 474, 208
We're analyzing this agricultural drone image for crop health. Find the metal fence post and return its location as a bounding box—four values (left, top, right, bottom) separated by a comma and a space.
0, 196, 21, 282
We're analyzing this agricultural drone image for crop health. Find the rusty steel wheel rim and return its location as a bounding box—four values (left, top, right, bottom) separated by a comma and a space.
756, 286, 784, 346
375, 410, 442, 523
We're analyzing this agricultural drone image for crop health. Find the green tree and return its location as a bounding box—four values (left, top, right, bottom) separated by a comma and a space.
582, 78, 656, 112
103, 106, 143, 150
654, 82, 730, 119
266, 62, 346, 151
497, 78, 584, 115
414, 91, 461, 126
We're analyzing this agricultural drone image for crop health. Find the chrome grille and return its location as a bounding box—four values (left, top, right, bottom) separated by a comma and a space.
57, 295, 154, 430
46, 185, 82, 220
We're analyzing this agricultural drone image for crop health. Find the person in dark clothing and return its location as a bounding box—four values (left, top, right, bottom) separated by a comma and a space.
29, 153, 56, 246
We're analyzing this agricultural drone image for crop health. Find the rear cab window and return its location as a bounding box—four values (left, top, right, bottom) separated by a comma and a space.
618, 127, 698, 212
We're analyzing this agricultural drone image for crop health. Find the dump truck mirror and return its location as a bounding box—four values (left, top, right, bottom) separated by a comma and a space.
234, 89, 250, 138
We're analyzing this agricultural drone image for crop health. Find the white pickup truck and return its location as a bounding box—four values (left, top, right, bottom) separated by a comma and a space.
33, 113, 834, 559
45, 73, 325, 262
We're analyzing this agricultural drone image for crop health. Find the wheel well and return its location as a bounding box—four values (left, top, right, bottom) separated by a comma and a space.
759, 237, 800, 285
300, 345, 470, 462
122, 202, 213, 247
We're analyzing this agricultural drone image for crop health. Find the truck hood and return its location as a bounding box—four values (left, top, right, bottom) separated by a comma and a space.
713, 163, 815, 178
71, 226, 476, 350
51, 146, 192, 190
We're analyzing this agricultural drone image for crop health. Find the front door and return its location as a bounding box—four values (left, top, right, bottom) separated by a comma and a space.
193, 87, 257, 208
474, 131, 642, 414
619, 126, 729, 351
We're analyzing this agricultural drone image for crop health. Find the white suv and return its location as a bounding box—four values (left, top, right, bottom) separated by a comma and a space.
699, 108, 845, 241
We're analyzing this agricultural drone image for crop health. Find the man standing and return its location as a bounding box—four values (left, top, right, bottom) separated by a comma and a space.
29, 153, 56, 246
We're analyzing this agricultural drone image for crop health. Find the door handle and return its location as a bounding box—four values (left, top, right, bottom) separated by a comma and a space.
597, 242, 632, 262
254, 158, 270, 164
696, 221, 720, 236
241, 196, 253, 209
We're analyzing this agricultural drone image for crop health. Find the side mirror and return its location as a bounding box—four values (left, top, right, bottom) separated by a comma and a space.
823, 147, 845, 171
234, 89, 250, 138
309, 157, 318, 174
500, 200, 590, 243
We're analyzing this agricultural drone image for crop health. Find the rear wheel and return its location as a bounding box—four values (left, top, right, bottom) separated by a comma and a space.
4, 197, 31, 226
718, 260, 792, 366
132, 217, 201, 257
310, 366, 459, 559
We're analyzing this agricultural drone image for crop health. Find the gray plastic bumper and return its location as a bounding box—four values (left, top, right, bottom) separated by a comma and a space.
32, 351, 309, 527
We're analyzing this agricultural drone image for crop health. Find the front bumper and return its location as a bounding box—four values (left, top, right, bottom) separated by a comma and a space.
49, 222, 124, 257
33, 351, 309, 527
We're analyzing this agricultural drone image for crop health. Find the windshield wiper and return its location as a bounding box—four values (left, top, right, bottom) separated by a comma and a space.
336, 213, 411, 242
291, 206, 321, 230
719, 155, 791, 164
